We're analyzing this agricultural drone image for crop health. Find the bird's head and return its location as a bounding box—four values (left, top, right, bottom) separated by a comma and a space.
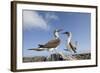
55, 29, 63, 32
62, 32, 69, 34
62, 32, 71, 36
54, 29, 63, 38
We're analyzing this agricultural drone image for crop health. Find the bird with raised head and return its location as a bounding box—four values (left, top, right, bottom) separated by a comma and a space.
28, 29, 62, 53
62, 32, 77, 53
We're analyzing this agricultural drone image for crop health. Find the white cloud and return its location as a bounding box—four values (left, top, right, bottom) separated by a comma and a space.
45, 12, 59, 23
23, 10, 48, 30
23, 10, 59, 30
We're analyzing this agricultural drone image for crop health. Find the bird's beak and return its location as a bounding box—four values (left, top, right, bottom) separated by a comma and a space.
62, 32, 69, 34
57, 29, 63, 32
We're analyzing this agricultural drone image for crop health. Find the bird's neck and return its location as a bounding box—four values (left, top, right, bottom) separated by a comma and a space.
67, 35, 72, 44
54, 32, 59, 39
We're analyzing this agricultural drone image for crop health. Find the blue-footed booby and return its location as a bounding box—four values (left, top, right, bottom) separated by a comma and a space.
63, 32, 77, 53
28, 29, 62, 52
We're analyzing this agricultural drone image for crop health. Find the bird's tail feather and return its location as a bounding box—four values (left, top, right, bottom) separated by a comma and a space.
28, 48, 37, 50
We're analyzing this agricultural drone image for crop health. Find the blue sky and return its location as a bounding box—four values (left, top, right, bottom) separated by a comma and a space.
22, 10, 91, 57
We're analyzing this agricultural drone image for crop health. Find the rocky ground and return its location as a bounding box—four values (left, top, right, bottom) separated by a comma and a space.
23, 53, 91, 63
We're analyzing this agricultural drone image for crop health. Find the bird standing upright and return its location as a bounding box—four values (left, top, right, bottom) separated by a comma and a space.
28, 29, 62, 53
38, 29, 62, 52
63, 32, 77, 53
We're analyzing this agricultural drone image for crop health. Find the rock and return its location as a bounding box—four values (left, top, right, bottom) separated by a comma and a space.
23, 56, 47, 62
23, 53, 91, 62
47, 53, 64, 61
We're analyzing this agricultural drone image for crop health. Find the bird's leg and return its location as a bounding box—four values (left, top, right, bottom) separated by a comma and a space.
46, 50, 52, 61
54, 48, 58, 54
48, 50, 56, 61
50, 51, 53, 55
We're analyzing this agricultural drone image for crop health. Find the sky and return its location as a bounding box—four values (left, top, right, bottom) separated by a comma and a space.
22, 10, 91, 57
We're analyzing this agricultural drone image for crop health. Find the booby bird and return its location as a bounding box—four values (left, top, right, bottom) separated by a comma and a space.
28, 29, 62, 52
63, 32, 77, 53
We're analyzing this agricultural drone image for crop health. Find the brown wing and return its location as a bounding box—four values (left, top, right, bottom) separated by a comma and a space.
70, 41, 76, 50
44, 38, 60, 48
69, 42, 76, 53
